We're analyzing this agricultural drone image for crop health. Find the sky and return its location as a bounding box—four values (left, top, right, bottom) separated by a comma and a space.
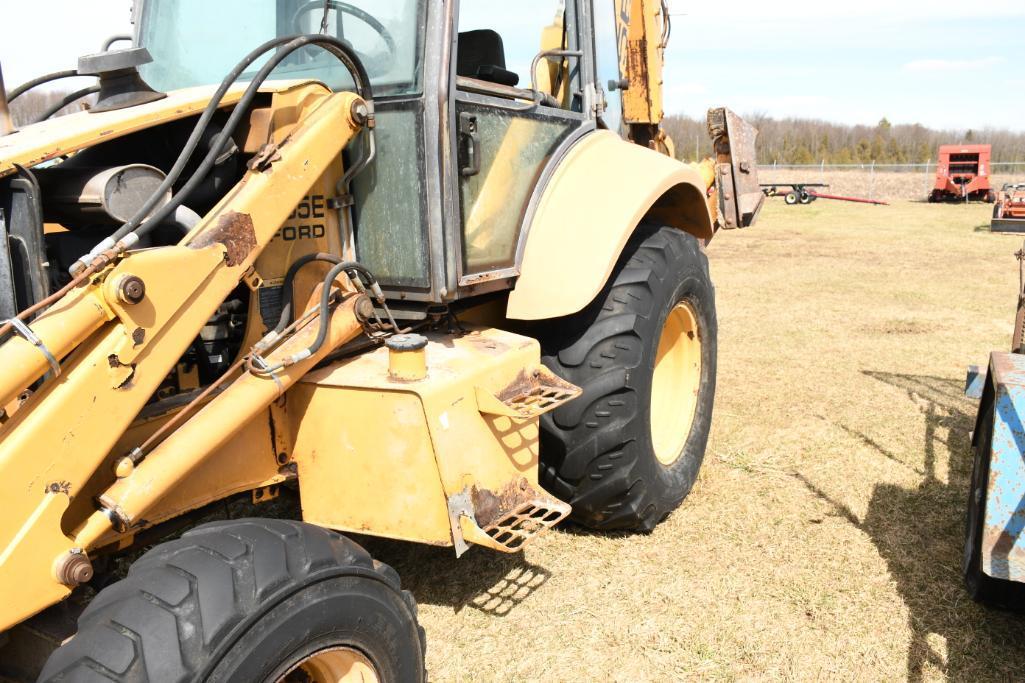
1, 0, 1023, 132
663, 0, 1025, 131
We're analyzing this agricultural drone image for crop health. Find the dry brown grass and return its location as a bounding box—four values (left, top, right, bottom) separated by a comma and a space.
760, 169, 1022, 203
358, 196, 1025, 681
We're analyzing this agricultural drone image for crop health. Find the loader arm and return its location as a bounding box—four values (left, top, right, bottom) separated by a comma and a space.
0, 86, 367, 630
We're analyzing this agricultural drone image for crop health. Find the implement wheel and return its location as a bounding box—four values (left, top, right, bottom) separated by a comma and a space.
538, 223, 716, 531
785, 192, 799, 205
41, 519, 426, 682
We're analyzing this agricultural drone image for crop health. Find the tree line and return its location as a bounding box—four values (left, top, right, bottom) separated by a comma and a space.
663, 114, 1025, 165
7, 89, 98, 127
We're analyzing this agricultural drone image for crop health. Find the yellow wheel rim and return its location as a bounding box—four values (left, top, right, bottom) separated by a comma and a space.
279, 646, 380, 683
650, 301, 702, 466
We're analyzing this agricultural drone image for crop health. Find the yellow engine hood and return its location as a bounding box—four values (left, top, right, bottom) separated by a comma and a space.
0, 80, 323, 179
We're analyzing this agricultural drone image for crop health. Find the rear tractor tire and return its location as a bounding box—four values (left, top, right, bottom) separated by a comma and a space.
538, 223, 717, 531
40, 519, 426, 683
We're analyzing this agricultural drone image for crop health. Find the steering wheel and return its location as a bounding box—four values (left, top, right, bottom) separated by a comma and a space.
291, 1, 397, 72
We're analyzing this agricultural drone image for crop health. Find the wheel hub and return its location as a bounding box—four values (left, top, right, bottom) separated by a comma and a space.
650, 301, 702, 466
280, 646, 380, 683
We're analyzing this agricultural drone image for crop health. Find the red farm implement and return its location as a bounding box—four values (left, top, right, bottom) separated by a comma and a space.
929, 144, 996, 203
761, 183, 888, 207
992, 183, 1025, 232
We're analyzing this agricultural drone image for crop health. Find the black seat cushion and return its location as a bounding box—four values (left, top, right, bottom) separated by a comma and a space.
457, 29, 520, 87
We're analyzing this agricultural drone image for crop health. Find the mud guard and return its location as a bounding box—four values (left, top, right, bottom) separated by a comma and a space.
507, 131, 713, 321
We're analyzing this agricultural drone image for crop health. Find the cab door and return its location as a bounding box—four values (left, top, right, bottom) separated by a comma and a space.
450, 0, 594, 291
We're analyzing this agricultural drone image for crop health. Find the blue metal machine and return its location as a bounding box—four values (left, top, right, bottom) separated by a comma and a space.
963, 242, 1025, 604
965, 353, 1025, 603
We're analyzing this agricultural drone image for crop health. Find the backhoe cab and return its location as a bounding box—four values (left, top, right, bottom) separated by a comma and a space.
0, 1, 761, 679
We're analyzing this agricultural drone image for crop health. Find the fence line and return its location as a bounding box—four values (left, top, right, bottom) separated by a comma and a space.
758, 160, 1025, 201
764, 161, 1025, 173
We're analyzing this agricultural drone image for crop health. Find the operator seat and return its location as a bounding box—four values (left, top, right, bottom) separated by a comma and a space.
456, 29, 520, 87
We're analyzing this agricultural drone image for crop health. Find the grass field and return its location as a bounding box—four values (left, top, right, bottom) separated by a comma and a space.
359, 196, 1025, 681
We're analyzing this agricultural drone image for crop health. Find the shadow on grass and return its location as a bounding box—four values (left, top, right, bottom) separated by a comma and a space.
802, 371, 1025, 681
356, 536, 551, 618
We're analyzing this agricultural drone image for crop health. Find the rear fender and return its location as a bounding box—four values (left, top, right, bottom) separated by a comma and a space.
507, 131, 712, 321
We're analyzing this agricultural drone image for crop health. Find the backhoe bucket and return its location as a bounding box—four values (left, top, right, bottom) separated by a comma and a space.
708, 107, 763, 230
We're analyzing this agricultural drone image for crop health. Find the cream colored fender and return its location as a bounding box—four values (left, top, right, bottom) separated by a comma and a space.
507, 130, 713, 321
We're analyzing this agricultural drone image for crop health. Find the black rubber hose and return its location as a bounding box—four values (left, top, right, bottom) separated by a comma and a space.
276, 254, 376, 335
276, 252, 342, 333
308, 262, 351, 357
290, 260, 378, 362
33, 85, 101, 123
130, 35, 372, 243
106, 34, 372, 250
8, 69, 86, 102
92, 35, 301, 252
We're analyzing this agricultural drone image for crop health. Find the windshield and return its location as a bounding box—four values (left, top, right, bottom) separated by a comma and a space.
137, 0, 425, 97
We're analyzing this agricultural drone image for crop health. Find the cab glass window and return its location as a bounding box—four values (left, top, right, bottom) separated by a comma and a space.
139, 0, 426, 97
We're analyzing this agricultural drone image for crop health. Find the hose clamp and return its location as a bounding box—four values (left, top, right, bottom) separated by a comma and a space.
250, 354, 286, 395
5, 317, 60, 377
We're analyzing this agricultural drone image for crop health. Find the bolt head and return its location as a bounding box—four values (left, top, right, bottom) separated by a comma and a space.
354, 295, 375, 322
114, 457, 134, 479
55, 549, 94, 587
117, 275, 146, 305
350, 99, 370, 126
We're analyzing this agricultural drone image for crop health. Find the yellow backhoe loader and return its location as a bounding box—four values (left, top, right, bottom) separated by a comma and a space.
0, 1, 762, 679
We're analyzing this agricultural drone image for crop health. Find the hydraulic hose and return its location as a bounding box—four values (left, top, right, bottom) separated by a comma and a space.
73, 33, 373, 273
8, 69, 85, 102
276, 253, 378, 331
251, 256, 382, 377
276, 253, 343, 334
69, 35, 300, 271
128, 35, 372, 241
33, 85, 101, 123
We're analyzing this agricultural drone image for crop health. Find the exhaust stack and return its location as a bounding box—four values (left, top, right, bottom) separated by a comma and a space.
0, 61, 15, 136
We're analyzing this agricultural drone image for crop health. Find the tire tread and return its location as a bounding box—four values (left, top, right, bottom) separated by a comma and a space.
539, 223, 716, 531
41, 519, 423, 682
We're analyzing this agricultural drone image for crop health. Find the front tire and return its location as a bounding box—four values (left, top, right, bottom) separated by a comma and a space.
538, 223, 717, 531
41, 519, 425, 682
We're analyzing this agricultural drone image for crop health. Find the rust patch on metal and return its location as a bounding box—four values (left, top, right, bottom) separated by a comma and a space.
465, 479, 572, 552
132, 327, 145, 346
470, 481, 528, 529
247, 143, 282, 172
190, 211, 257, 267
497, 369, 541, 403
44, 481, 72, 496
485, 367, 582, 419
627, 37, 653, 113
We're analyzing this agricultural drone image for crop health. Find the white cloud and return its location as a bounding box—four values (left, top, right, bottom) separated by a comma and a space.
903, 56, 1005, 73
